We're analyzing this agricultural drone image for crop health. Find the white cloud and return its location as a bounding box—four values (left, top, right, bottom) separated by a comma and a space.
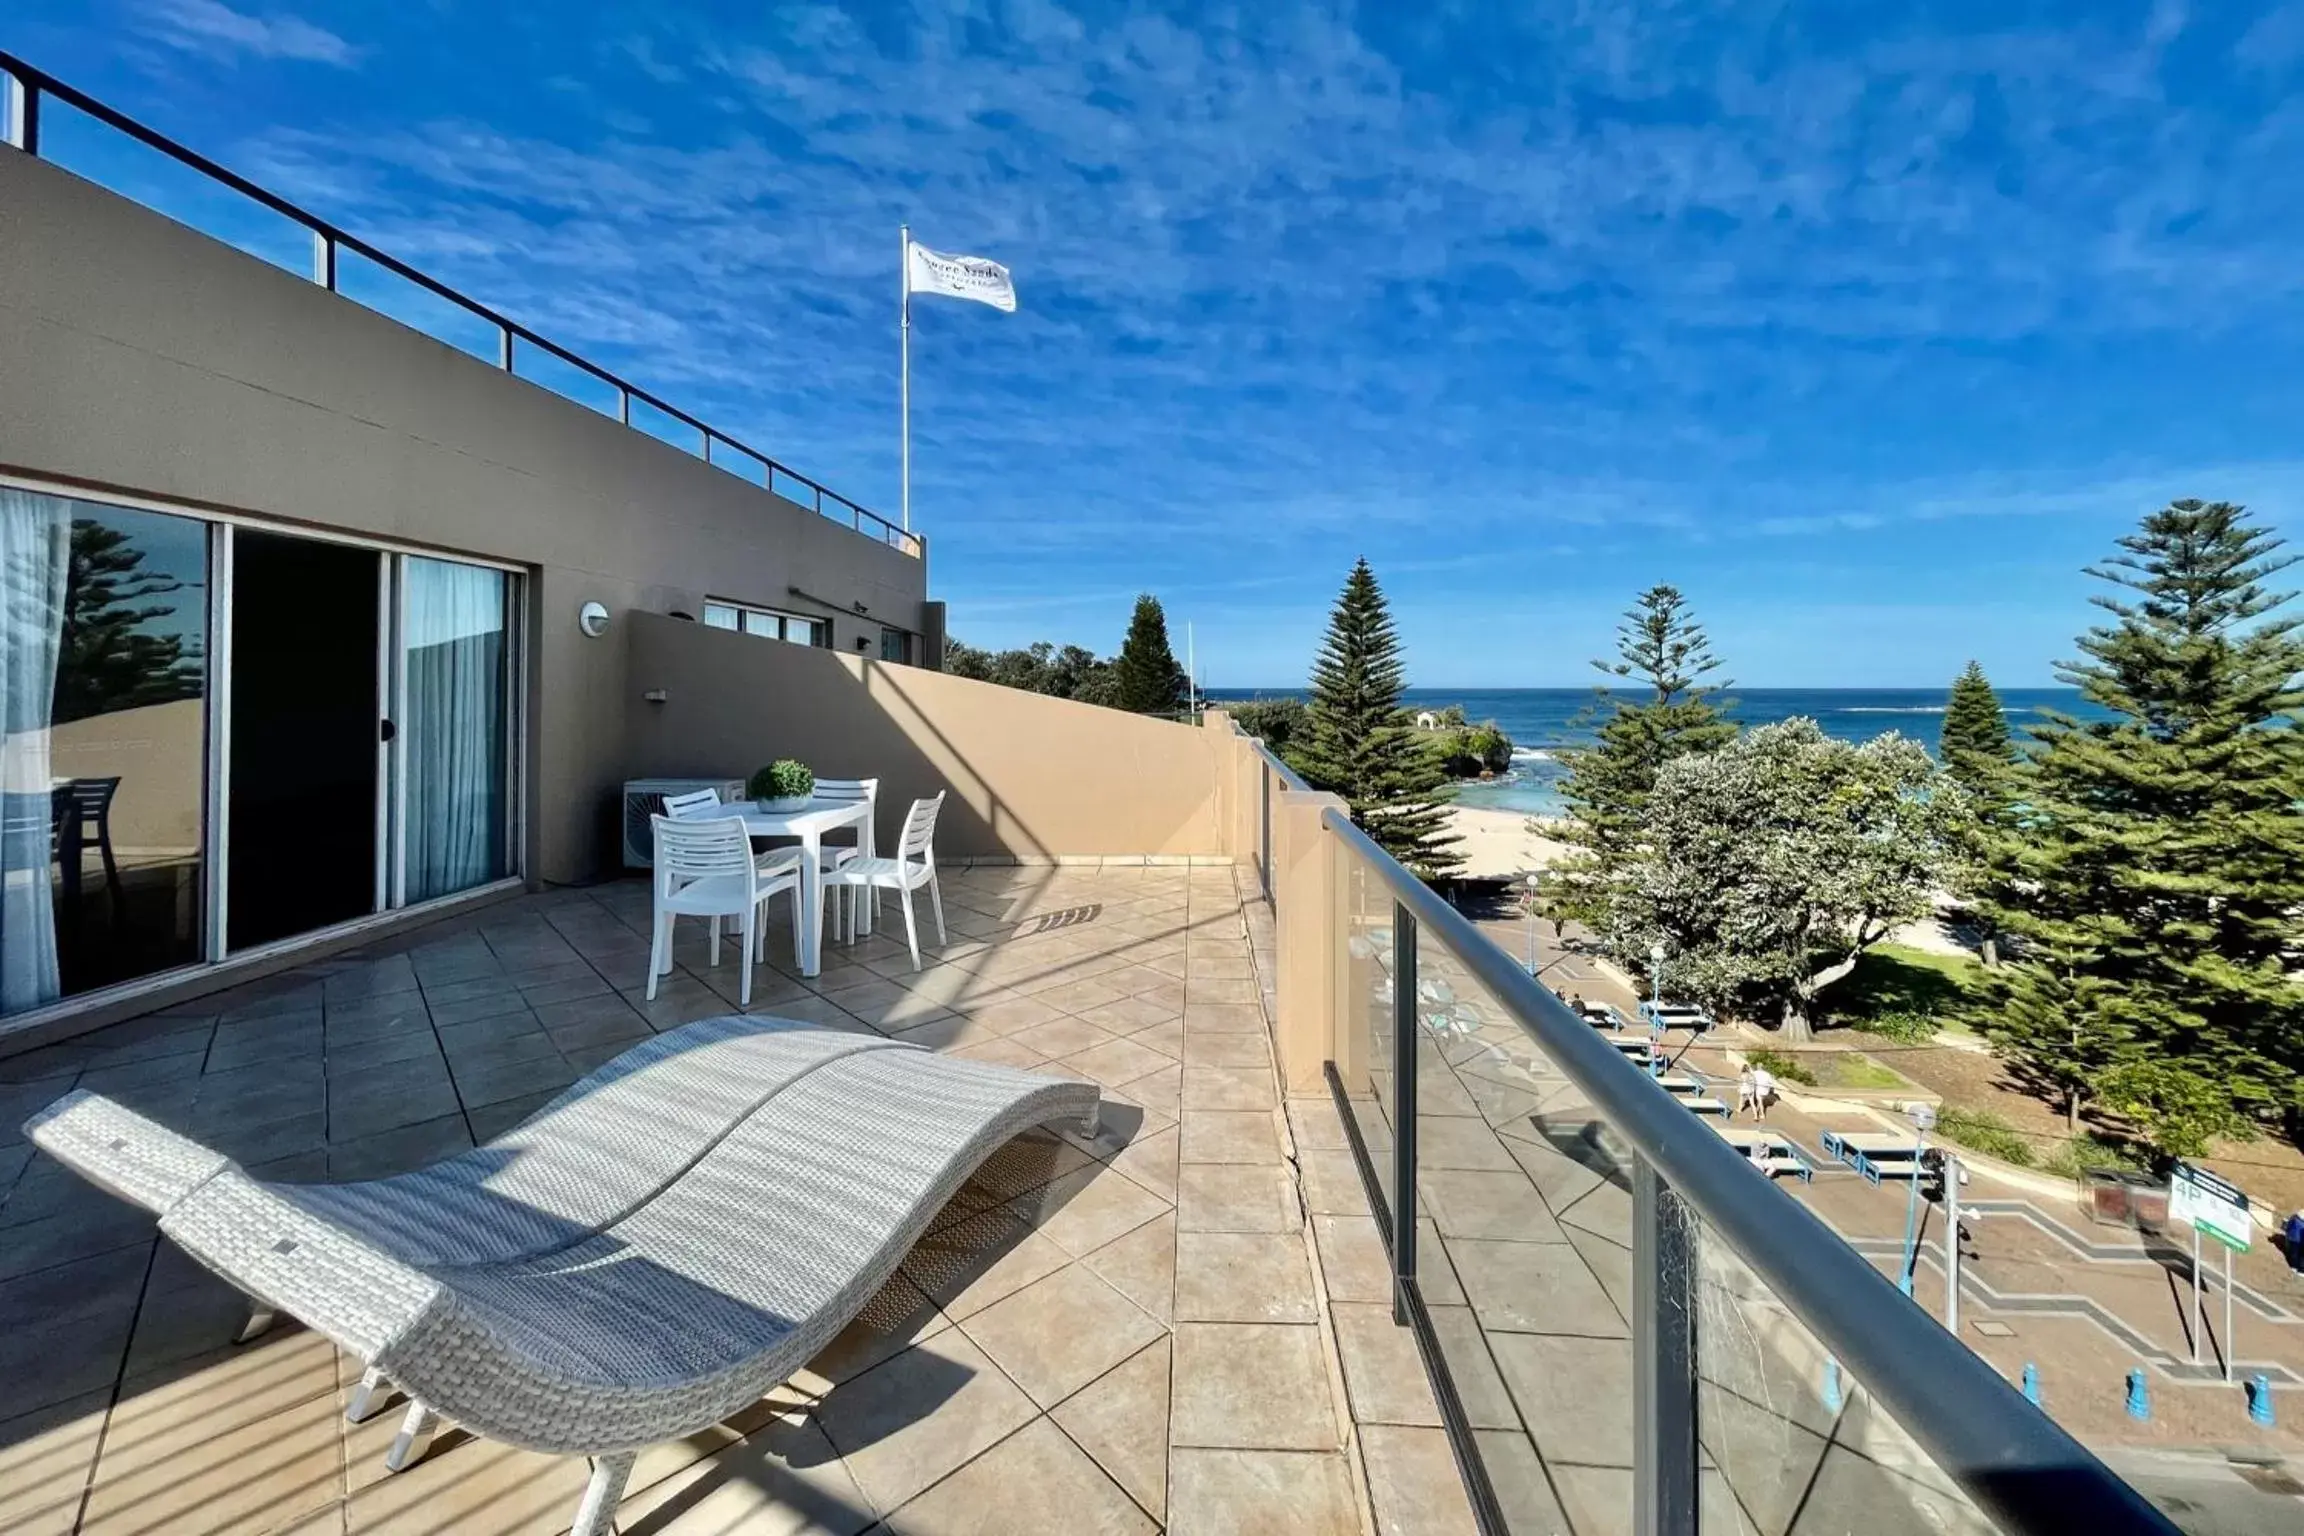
103, 1, 2304, 673
140, 0, 358, 67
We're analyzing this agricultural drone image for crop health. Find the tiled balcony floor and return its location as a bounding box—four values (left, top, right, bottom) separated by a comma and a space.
0, 866, 1384, 1536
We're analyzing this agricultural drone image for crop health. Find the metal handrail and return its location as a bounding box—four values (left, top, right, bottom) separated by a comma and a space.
1228, 721, 1309, 794
0, 51, 920, 559
1258, 742, 1310, 794
1319, 807, 2176, 1536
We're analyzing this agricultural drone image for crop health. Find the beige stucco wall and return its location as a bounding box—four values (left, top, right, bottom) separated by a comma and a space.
623, 612, 1225, 861
0, 147, 929, 883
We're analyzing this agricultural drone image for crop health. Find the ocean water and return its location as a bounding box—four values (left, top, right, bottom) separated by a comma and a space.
1204, 686, 2106, 816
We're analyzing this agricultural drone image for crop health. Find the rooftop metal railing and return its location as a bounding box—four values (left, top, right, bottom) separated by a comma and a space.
1244, 736, 1303, 906
0, 52, 920, 558
1321, 807, 2174, 1536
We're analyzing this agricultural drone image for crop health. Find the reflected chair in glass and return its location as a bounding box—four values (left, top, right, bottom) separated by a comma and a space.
50, 776, 124, 932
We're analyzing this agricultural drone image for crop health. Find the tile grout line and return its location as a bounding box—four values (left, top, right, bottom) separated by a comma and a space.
67, 1232, 163, 1536
1236, 863, 1377, 1536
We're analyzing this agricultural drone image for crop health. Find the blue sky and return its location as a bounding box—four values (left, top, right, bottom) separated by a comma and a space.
9, 1, 2304, 687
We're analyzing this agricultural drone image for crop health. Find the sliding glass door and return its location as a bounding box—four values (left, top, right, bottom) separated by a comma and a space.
399, 557, 510, 903
0, 481, 522, 1025
227, 531, 381, 951
0, 488, 209, 1013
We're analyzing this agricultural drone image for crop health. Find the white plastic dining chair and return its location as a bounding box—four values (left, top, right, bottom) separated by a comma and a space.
661, 788, 723, 821
823, 792, 945, 971
647, 814, 801, 1007
664, 785, 803, 879
808, 777, 878, 935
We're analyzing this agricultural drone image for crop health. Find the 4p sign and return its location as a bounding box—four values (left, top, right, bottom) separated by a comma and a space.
2171, 1161, 2253, 1252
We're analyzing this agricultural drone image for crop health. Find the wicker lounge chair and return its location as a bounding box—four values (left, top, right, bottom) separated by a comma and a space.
27, 1015, 1099, 1536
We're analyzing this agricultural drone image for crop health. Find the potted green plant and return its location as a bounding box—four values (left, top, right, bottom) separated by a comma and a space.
748, 759, 815, 813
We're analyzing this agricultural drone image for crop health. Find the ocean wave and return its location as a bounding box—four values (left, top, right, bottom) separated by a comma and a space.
1510, 747, 1554, 762
1834, 706, 1946, 715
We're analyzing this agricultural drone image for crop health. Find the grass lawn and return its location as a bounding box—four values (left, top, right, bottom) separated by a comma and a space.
1822, 942, 1983, 1037
1821, 1052, 1910, 1090
1746, 1045, 1918, 1093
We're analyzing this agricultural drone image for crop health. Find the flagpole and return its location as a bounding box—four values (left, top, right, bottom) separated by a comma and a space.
900, 223, 912, 533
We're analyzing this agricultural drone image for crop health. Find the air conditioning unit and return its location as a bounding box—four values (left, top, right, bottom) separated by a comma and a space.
622, 778, 746, 869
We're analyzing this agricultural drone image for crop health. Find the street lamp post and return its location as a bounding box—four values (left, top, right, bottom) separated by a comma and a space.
1524, 873, 1541, 977
1649, 940, 1667, 1036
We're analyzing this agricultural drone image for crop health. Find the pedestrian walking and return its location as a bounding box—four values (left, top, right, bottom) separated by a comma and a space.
1735, 1065, 1759, 1121
1751, 1064, 1778, 1124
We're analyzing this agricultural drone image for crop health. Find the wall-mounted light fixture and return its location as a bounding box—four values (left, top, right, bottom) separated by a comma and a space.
577, 600, 611, 639
643, 688, 668, 704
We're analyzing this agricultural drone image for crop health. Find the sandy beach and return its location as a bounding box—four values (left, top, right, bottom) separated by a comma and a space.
1446, 805, 1571, 879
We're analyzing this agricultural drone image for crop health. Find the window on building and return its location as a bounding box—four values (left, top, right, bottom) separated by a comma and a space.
702, 600, 827, 648
879, 627, 913, 664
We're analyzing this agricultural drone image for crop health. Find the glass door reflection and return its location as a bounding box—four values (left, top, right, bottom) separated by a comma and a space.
0, 488, 209, 1013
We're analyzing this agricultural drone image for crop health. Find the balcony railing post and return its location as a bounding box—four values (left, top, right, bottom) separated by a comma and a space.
496, 325, 513, 371
1632, 1153, 1698, 1536
617, 387, 631, 425
1390, 900, 1418, 1325
1259, 762, 1273, 904
4, 74, 36, 154
310, 229, 336, 290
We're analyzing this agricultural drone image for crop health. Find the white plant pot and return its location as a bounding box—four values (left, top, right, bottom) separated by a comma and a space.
755, 794, 812, 813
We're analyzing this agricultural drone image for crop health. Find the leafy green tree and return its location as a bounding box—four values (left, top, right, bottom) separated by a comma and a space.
1613, 720, 1970, 1040
1940, 660, 2015, 801
55, 520, 202, 725
1298, 560, 1461, 879
1547, 585, 1736, 930
1068, 660, 1122, 709
1979, 499, 2304, 1152
1111, 594, 1187, 716
1228, 696, 1309, 758
942, 637, 997, 681
944, 636, 1115, 704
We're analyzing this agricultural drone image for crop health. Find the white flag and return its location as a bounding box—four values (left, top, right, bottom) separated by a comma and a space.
906, 240, 1017, 312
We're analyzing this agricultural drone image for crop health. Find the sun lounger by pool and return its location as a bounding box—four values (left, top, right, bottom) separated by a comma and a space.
1715, 1125, 1816, 1181
1605, 1034, 1654, 1065
27, 1015, 1099, 1536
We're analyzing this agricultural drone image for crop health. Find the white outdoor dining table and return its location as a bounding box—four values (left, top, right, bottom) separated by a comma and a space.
722, 798, 873, 978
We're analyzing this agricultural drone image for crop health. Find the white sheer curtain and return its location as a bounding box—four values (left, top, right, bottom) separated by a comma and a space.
404, 558, 508, 903
0, 490, 72, 1013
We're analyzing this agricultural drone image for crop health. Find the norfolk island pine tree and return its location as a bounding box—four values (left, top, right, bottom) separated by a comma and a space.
1977, 500, 2304, 1155
1111, 594, 1188, 716
1296, 559, 1463, 880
